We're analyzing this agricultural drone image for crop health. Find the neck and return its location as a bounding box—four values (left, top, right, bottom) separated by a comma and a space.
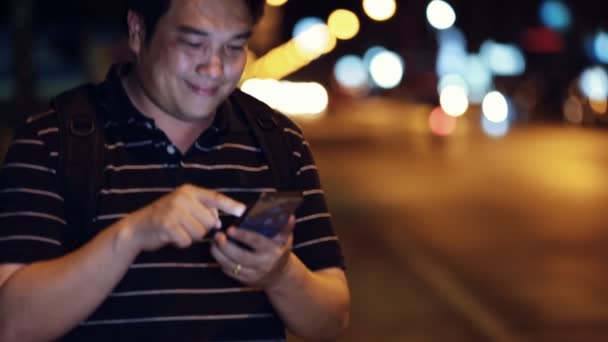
121, 71, 215, 153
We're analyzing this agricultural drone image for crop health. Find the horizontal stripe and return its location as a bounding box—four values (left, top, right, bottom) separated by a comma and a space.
2, 163, 56, 174
12, 139, 43, 146
298, 165, 317, 173
302, 141, 310, 147
214, 188, 277, 193
101, 188, 174, 195
49, 151, 59, 157
181, 163, 269, 172
130, 262, 219, 269
295, 213, 331, 224
0, 211, 66, 225
27, 110, 54, 123
106, 164, 173, 172
284, 128, 303, 140
95, 213, 127, 221
80, 313, 275, 326
110, 287, 259, 298
302, 189, 324, 196
195, 142, 261, 153
106, 140, 154, 150
0, 235, 62, 246
293, 236, 339, 250
0, 188, 63, 201
292, 151, 302, 158
38, 127, 59, 136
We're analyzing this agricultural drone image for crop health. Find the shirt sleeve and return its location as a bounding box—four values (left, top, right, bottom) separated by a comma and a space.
0, 111, 67, 264
283, 124, 345, 271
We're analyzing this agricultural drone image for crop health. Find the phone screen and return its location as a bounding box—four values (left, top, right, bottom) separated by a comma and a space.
233, 192, 303, 238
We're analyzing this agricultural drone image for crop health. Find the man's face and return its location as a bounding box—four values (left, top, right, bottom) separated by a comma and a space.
129, 0, 253, 122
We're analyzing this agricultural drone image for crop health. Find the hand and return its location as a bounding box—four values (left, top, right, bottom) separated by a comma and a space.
119, 184, 245, 252
210, 216, 296, 288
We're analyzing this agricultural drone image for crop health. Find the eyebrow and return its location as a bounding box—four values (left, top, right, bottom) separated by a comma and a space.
177, 25, 252, 40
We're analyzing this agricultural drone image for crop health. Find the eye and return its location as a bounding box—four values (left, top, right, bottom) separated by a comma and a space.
225, 44, 246, 56
228, 45, 245, 52
179, 38, 202, 49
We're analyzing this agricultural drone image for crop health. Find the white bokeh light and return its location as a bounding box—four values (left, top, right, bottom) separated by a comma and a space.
293, 23, 333, 57
482, 91, 509, 123
426, 0, 456, 30
369, 50, 405, 89
440, 85, 469, 117
579, 66, 608, 101
241, 79, 329, 117
362, 0, 397, 22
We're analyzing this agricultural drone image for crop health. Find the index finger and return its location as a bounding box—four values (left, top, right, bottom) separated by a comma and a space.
195, 189, 246, 217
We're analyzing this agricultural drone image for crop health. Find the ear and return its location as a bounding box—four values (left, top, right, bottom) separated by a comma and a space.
126, 10, 146, 56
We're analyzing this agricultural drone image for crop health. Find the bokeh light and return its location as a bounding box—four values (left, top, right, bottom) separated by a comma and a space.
429, 106, 457, 136
593, 31, 608, 64
482, 91, 509, 123
328, 9, 360, 40
589, 99, 608, 115
437, 27, 467, 49
334, 55, 368, 90
362, 0, 397, 22
369, 50, 404, 89
563, 96, 584, 124
464, 54, 493, 104
479, 40, 526, 76
266, 0, 288, 7
579, 66, 608, 101
363, 46, 388, 69
241, 79, 329, 117
292, 17, 324, 39
293, 23, 333, 58
436, 44, 467, 77
539, 0, 572, 31
426, 0, 457, 30
440, 85, 469, 117
482, 116, 510, 137
438, 73, 469, 95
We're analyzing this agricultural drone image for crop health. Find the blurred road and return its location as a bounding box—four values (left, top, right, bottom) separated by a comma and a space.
292, 99, 608, 341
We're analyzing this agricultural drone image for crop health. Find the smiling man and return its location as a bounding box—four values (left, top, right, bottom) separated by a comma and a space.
0, 1, 350, 341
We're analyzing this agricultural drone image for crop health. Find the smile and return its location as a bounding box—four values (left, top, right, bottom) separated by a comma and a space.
186, 81, 219, 97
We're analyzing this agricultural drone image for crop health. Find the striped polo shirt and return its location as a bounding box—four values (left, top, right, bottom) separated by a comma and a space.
0, 65, 344, 341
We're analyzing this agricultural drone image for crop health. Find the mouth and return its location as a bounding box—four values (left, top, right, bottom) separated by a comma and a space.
185, 81, 219, 97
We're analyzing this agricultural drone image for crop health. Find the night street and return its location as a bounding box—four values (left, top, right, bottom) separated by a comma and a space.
296, 101, 608, 341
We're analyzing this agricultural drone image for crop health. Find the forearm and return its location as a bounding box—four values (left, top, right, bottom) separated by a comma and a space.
265, 254, 350, 341
0, 220, 140, 342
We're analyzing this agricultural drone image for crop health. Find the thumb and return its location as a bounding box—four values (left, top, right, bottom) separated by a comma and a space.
275, 215, 296, 244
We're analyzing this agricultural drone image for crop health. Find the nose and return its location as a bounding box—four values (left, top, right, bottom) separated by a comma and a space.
197, 51, 223, 79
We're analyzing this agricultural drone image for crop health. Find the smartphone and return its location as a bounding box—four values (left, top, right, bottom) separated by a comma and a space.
232, 191, 304, 238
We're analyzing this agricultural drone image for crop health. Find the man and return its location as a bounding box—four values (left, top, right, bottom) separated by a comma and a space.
0, 0, 350, 341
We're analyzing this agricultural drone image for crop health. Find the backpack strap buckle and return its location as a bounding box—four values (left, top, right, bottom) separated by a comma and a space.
256, 115, 278, 131
69, 114, 96, 137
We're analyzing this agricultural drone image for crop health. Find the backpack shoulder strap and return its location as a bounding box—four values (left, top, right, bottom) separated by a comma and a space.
52, 83, 105, 249
230, 89, 298, 192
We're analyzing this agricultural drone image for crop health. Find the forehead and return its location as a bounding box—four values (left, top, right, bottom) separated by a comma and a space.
163, 0, 253, 33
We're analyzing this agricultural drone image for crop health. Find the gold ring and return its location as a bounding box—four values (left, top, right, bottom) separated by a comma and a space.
233, 264, 242, 276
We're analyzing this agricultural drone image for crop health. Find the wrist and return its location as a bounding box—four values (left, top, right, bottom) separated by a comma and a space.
110, 217, 142, 258
265, 253, 309, 294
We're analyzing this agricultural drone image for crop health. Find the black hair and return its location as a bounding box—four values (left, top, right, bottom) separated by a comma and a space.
126, 0, 265, 43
